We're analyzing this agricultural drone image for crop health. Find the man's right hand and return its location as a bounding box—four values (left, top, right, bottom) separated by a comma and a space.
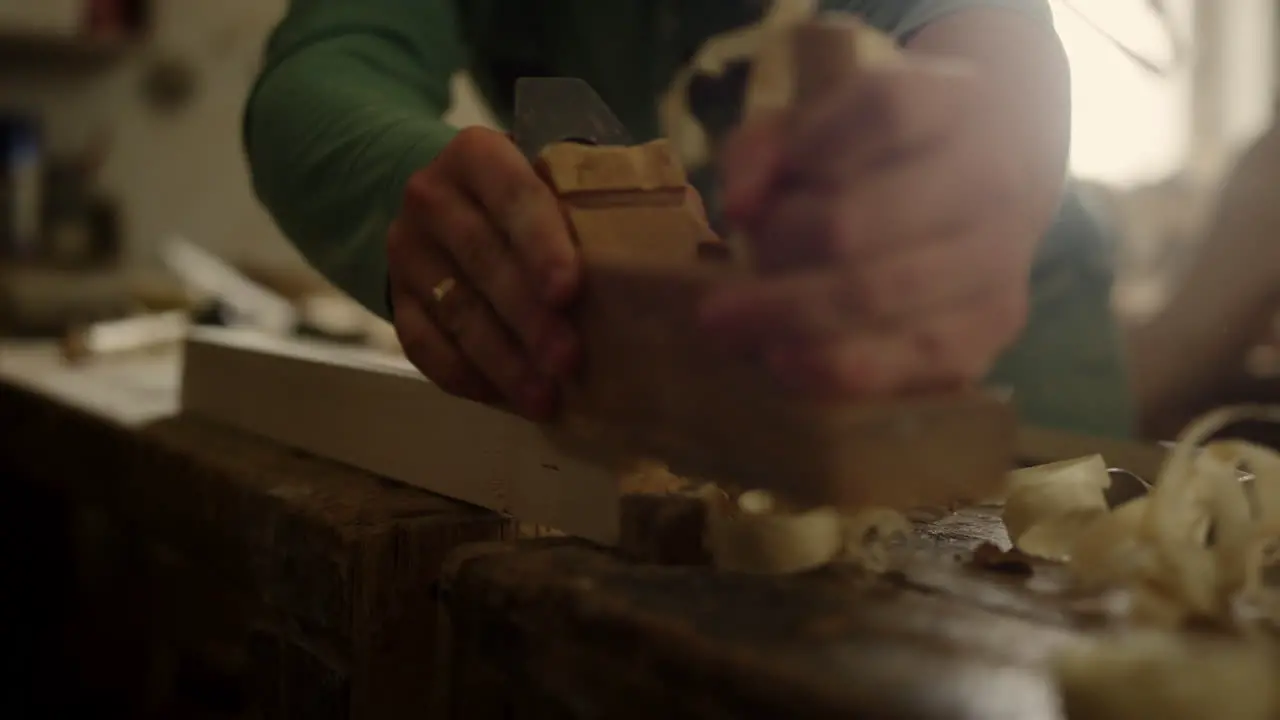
388, 127, 581, 419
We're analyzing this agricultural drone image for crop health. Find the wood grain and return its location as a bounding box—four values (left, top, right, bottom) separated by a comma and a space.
438, 510, 1086, 720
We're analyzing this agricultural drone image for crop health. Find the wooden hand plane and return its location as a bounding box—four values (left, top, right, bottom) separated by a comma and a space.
514, 17, 1015, 510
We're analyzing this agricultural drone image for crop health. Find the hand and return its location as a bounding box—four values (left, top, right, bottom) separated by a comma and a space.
701, 58, 1040, 396
388, 127, 581, 419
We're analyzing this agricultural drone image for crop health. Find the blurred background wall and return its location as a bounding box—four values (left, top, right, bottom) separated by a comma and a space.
0, 0, 1274, 326
0, 0, 499, 271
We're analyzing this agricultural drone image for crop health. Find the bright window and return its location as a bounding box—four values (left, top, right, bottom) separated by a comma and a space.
1052, 0, 1193, 186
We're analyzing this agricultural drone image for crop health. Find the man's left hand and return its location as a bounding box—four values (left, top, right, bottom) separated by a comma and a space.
701, 57, 1043, 397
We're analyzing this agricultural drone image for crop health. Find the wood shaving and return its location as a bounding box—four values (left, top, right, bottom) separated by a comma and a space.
1001, 406, 1280, 626
703, 487, 911, 575
656, 0, 819, 172
1002, 454, 1110, 559
704, 490, 845, 573
1015, 510, 1108, 563
1024, 405, 1280, 717
1068, 498, 1154, 593
613, 459, 911, 575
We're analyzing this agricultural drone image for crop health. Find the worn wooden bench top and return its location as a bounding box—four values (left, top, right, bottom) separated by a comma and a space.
440, 513, 1085, 720
0, 342, 1100, 719
0, 343, 513, 718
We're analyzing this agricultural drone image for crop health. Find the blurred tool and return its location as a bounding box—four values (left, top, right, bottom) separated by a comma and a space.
0, 112, 43, 261
41, 152, 121, 269
61, 308, 186, 363
159, 235, 296, 336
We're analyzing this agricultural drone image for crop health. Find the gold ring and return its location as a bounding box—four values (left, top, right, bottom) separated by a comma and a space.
431, 277, 457, 304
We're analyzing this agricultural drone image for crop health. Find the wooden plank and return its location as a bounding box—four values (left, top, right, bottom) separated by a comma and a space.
180, 327, 629, 545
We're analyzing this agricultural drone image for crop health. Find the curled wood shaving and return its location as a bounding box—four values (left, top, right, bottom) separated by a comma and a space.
1016, 510, 1109, 563
1142, 441, 1252, 620
1069, 498, 1154, 593
1036, 406, 1280, 716
615, 460, 911, 575
705, 490, 844, 573
1003, 405, 1280, 627
704, 489, 910, 575
1002, 454, 1110, 560
656, 0, 818, 172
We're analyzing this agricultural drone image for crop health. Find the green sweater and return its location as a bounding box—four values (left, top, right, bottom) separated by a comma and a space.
244, 0, 1136, 438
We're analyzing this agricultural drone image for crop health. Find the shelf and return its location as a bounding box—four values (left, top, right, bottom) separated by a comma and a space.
0, 28, 136, 70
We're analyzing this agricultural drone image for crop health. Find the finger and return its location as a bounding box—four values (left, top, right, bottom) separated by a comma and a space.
390, 288, 497, 403
389, 218, 493, 398
764, 289, 1026, 396
405, 187, 579, 378
423, 266, 558, 420
699, 232, 1007, 346
441, 128, 580, 305
751, 146, 986, 269
393, 220, 556, 418
783, 62, 975, 184
719, 111, 787, 224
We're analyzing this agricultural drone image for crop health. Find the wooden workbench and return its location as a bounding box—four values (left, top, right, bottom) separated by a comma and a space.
0, 342, 1092, 719
0, 343, 515, 718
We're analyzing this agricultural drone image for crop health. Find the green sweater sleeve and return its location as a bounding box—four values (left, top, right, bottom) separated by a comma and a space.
244, 0, 466, 319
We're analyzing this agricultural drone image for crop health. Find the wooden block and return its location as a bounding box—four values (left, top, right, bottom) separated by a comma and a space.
534, 140, 1016, 510
535, 140, 714, 266
537, 140, 688, 196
